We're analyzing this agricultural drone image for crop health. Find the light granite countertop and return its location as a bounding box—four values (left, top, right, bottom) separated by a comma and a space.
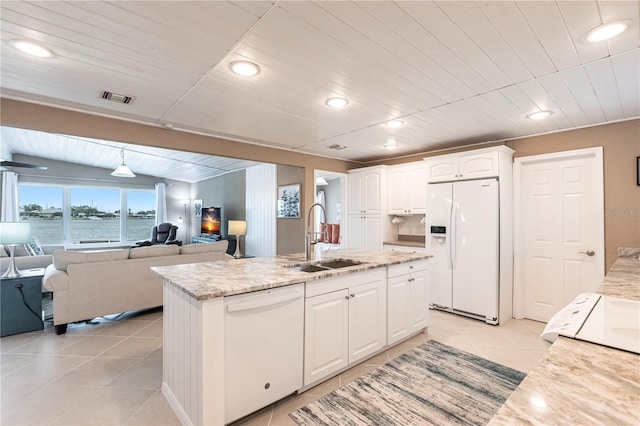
489, 248, 640, 425
152, 249, 431, 301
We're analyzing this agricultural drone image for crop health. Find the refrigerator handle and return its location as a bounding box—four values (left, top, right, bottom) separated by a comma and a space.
449, 201, 455, 270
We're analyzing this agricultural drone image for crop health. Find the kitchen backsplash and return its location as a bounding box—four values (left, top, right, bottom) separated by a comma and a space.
396, 215, 426, 236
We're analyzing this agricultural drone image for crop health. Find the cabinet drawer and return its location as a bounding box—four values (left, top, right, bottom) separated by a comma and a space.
305, 269, 385, 298
388, 259, 429, 278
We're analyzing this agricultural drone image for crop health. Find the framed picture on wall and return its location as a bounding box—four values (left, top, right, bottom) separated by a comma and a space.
194, 199, 203, 217
277, 184, 300, 218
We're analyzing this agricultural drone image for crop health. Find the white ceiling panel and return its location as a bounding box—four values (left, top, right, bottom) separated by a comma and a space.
0, 0, 637, 165
0, 126, 261, 183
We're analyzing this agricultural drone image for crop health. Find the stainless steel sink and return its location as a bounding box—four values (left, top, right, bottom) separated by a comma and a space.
287, 264, 330, 273
285, 258, 366, 273
318, 259, 365, 269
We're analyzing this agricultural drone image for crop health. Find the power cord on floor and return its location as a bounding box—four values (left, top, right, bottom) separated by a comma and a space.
15, 283, 44, 325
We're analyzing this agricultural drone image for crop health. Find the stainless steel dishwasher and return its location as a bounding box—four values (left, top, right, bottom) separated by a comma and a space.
224, 283, 304, 424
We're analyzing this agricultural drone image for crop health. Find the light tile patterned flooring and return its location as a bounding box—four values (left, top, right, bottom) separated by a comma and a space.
0, 308, 548, 426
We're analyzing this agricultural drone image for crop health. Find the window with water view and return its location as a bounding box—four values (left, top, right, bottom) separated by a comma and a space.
19, 184, 156, 246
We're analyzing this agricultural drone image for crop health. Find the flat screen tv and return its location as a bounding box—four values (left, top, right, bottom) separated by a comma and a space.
200, 207, 221, 237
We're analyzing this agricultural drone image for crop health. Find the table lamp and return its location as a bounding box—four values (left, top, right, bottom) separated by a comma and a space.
0, 222, 32, 278
228, 220, 247, 258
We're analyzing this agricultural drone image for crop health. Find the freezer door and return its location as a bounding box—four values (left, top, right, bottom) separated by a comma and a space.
426, 183, 453, 308
452, 179, 499, 320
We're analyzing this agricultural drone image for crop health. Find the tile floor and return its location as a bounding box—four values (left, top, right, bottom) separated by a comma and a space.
1, 308, 548, 426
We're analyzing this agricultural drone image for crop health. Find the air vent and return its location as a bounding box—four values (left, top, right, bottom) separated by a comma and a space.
101, 91, 135, 105
328, 144, 347, 150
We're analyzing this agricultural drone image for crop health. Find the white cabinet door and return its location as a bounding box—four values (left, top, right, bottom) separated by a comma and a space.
387, 163, 427, 214
348, 172, 364, 214
363, 216, 382, 250
364, 169, 383, 214
349, 167, 384, 214
304, 289, 349, 386
387, 275, 411, 344
425, 158, 458, 183
387, 264, 429, 345
387, 167, 407, 215
348, 279, 387, 364
348, 215, 382, 250
459, 151, 499, 179
347, 216, 364, 249
406, 164, 427, 213
409, 272, 429, 333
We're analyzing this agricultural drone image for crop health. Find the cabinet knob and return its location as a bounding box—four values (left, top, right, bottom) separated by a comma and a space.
350, 294, 355, 298
345, 295, 350, 300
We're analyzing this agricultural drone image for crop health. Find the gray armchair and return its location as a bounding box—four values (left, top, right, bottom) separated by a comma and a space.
150, 223, 179, 245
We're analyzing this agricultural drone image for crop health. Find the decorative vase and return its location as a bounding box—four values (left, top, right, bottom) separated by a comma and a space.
326, 224, 333, 243
318, 223, 325, 242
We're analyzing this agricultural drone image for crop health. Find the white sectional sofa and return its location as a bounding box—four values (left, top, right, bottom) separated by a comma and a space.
43, 240, 229, 334
0, 243, 65, 275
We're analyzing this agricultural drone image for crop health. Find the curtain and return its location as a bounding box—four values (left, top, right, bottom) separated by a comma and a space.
1, 172, 19, 221
155, 183, 167, 225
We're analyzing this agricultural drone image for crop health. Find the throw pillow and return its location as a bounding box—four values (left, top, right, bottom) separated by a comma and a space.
26, 237, 45, 256
24, 243, 36, 256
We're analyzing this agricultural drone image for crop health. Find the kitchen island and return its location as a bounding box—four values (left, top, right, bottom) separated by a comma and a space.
152, 249, 431, 425
489, 248, 640, 425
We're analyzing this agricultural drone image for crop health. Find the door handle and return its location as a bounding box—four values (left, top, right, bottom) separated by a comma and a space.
579, 250, 595, 256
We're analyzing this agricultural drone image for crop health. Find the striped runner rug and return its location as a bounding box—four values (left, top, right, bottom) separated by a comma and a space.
290, 340, 526, 426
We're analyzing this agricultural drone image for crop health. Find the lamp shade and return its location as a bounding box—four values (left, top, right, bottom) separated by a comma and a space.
0, 222, 32, 244
228, 220, 247, 236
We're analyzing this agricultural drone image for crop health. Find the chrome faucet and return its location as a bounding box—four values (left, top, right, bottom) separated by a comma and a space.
305, 202, 328, 261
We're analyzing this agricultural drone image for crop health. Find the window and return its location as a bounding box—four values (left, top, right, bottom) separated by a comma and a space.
70, 187, 120, 244
126, 191, 156, 241
19, 184, 155, 247
18, 186, 64, 244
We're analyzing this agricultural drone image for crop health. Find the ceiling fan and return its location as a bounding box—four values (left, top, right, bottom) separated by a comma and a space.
0, 160, 48, 170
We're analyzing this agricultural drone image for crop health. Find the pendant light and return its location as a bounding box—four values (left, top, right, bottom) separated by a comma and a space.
316, 176, 329, 186
111, 149, 136, 177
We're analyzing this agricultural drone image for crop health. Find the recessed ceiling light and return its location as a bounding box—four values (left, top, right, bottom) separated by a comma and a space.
9, 39, 54, 58
384, 119, 405, 128
229, 60, 261, 77
585, 20, 630, 42
384, 140, 398, 150
325, 97, 349, 108
527, 110, 553, 120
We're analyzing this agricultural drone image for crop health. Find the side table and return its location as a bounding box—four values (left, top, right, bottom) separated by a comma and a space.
1, 268, 45, 337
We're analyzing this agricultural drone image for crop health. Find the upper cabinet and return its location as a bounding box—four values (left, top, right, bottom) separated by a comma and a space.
348, 166, 385, 215
387, 162, 427, 214
424, 147, 513, 183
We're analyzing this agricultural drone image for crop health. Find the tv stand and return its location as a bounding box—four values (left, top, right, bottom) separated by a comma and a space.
192, 236, 220, 244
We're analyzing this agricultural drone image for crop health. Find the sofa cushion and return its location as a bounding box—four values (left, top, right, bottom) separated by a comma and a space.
53, 249, 130, 271
129, 244, 180, 259
180, 241, 228, 255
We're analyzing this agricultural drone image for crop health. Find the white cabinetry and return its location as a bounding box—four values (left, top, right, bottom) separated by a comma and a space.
387, 260, 429, 345
383, 244, 426, 254
347, 166, 390, 249
304, 269, 386, 386
387, 162, 428, 214
347, 215, 382, 250
424, 147, 509, 183
348, 166, 384, 214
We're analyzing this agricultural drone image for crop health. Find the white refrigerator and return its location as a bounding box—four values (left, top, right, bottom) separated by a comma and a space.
426, 178, 499, 324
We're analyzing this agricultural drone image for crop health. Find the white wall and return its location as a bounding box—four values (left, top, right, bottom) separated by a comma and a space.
245, 163, 277, 257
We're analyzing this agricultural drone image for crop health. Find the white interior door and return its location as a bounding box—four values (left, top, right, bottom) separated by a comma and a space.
515, 148, 604, 322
